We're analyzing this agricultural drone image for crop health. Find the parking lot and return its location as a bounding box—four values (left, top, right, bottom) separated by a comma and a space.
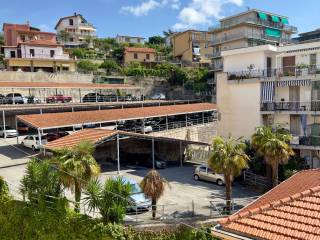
0, 137, 260, 222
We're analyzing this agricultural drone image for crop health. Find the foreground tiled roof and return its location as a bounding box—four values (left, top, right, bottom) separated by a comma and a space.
124, 47, 156, 53
17, 103, 215, 129
0, 81, 138, 90
45, 128, 209, 150
219, 170, 320, 240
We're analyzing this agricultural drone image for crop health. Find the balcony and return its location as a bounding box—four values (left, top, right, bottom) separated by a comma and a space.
213, 51, 222, 58
212, 31, 291, 45
228, 65, 320, 80
209, 17, 297, 33
5, 53, 71, 60
295, 136, 320, 147
261, 101, 320, 112
211, 63, 223, 71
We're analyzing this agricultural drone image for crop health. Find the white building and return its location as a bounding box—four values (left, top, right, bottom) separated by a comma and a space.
55, 13, 97, 48
115, 35, 145, 45
217, 41, 320, 168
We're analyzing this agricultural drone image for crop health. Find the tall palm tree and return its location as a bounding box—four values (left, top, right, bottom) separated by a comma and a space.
252, 126, 294, 187
53, 141, 100, 212
208, 136, 250, 214
140, 170, 169, 219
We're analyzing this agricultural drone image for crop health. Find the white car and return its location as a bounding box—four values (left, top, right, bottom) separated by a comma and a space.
151, 93, 166, 100
0, 126, 18, 137
141, 125, 153, 133
21, 135, 47, 151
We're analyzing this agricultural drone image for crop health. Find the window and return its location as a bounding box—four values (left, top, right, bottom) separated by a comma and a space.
10, 51, 16, 58
50, 50, 55, 58
20, 35, 25, 42
310, 54, 317, 66
30, 49, 35, 57
146, 54, 150, 60
69, 19, 74, 26
199, 166, 207, 172
69, 38, 74, 42
134, 53, 138, 59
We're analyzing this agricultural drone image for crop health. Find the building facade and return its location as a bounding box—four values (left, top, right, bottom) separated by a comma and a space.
123, 47, 156, 65
217, 41, 320, 169
115, 35, 145, 45
171, 30, 213, 67
294, 29, 320, 43
209, 9, 297, 74
55, 13, 96, 48
2, 23, 76, 72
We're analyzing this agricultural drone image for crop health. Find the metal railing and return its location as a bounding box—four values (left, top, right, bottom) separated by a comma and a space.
243, 171, 273, 190
5, 53, 71, 60
228, 65, 320, 80
298, 136, 320, 147
261, 101, 320, 112
212, 31, 291, 45
209, 17, 297, 33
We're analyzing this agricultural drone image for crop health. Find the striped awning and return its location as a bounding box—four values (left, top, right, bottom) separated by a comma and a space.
276, 79, 311, 87
261, 82, 275, 103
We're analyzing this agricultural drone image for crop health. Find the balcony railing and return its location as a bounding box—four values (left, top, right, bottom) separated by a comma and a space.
212, 31, 291, 45
209, 17, 297, 33
5, 53, 71, 60
261, 101, 320, 112
213, 51, 221, 58
295, 136, 320, 147
228, 65, 320, 80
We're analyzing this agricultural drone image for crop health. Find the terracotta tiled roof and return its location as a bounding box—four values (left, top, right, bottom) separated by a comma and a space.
219, 170, 320, 240
124, 47, 156, 53
45, 128, 210, 150
17, 103, 216, 129
20, 39, 59, 47
0, 81, 138, 90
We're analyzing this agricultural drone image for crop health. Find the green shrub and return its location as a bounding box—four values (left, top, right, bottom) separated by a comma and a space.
0, 176, 11, 202
77, 60, 99, 73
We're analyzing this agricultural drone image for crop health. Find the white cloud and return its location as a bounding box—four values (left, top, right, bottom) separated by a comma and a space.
120, 0, 180, 16
38, 24, 52, 32
173, 0, 243, 30
121, 0, 161, 16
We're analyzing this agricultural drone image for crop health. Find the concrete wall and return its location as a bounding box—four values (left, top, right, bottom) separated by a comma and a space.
0, 71, 93, 83
217, 73, 262, 139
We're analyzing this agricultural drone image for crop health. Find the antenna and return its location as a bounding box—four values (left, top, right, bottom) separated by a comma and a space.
246, 6, 250, 11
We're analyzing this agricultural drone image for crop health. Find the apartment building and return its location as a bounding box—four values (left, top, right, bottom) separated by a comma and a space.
2, 23, 76, 72
55, 13, 96, 48
294, 29, 320, 43
115, 35, 145, 45
123, 47, 156, 65
209, 9, 297, 73
217, 41, 320, 168
171, 30, 213, 67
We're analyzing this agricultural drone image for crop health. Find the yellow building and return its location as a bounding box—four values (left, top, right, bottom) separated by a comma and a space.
171, 30, 213, 67
123, 47, 156, 66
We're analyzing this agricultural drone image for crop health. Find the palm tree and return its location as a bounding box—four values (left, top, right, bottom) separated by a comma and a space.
84, 177, 132, 223
140, 170, 169, 219
208, 136, 250, 214
53, 141, 100, 212
252, 126, 294, 187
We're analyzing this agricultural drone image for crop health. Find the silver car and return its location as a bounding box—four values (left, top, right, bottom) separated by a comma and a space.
194, 165, 225, 186
0, 126, 18, 138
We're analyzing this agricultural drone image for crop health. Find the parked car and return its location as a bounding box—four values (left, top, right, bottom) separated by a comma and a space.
0, 125, 18, 137
21, 135, 48, 151
151, 93, 166, 100
44, 131, 69, 142
193, 165, 226, 186
0, 94, 6, 104
17, 123, 29, 133
4, 93, 24, 104
82, 93, 105, 103
46, 95, 72, 103
25, 96, 41, 104
141, 125, 153, 133
141, 156, 167, 169
124, 178, 152, 212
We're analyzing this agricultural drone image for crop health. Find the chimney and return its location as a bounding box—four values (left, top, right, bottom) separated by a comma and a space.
27, 20, 30, 26
74, 12, 77, 16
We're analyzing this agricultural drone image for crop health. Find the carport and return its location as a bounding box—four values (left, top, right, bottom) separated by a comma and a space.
44, 128, 210, 174
15, 103, 216, 144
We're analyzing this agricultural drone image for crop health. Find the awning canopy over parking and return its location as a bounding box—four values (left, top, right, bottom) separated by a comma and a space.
0, 81, 140, 90
44, 128, 209, 150
17, 103, 216, 130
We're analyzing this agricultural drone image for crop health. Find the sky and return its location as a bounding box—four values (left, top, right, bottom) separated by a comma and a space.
0, 0, 319, 38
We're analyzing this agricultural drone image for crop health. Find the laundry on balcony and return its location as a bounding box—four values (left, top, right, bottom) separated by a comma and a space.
276, 79, 311, 87
261, 81, 275, 103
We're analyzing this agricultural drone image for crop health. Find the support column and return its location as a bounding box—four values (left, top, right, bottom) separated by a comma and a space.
166, 115, 168, 130
12, 89, 15, 105
2, 110, 6, 139
15, 118, 19, 144
180, 141, 183, 167
202, 112, 205, 124
95, 89, 98, 103
38, 129, 42, 146
43, 89, 46, 104
152, 138, 155, 169
117, 134, 120, 174
185, 114, 188, 127
79, 88, 82, 103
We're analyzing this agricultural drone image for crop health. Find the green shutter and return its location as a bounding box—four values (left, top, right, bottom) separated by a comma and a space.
271, 15, 280, 23
258, 12, 268, 21
265, 28, 281, 38
281, 18, 289, 24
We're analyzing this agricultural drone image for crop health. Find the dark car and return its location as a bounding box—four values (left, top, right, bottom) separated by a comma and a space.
17, 123, 29, 133
44, 131, 69, 142
46, 95, 72, 103
141, 156, 167, 169
0, 94, 5, 104
5, 93, 24, 104
26, 96, 41, 104
82, 93, 105, 103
